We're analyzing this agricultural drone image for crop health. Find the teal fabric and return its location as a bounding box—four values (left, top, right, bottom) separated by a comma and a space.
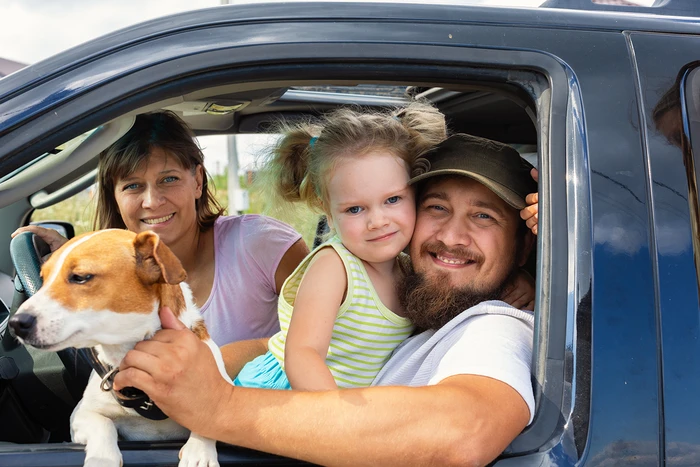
234, 350, 291, 389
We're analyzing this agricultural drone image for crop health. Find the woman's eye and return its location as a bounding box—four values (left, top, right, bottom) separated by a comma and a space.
347, 206, 362, 214
122, 183, 139, 191
386, 196, 400, 204
163, 176, 179, 183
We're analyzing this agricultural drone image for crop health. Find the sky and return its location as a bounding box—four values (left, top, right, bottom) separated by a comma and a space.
0, 0, 655, 173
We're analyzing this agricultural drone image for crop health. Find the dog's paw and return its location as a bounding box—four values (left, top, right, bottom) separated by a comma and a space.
178, 434, 220, 467
83, 454, 123, 467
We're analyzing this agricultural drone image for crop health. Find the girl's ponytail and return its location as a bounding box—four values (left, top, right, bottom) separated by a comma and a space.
393, 101, 447, 161
271, 127, 317, 204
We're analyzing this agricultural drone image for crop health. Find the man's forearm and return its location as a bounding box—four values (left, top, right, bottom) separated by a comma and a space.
206, 376, 529, 467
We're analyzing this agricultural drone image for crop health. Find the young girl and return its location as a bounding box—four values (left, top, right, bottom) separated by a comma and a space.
234, 102, 447, 390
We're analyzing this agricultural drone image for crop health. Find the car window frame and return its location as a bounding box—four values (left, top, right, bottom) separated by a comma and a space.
0, 38, 585, 463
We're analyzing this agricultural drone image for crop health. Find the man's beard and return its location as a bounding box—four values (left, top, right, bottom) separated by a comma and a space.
398, 251, 517, 332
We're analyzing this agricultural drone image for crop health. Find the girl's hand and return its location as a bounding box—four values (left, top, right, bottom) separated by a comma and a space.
11, 225, 69, 253
502, 269, 535, 311
520, 168, 538, 236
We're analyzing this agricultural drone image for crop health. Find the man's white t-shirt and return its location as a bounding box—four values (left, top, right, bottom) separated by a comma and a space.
372, 300, 535, 424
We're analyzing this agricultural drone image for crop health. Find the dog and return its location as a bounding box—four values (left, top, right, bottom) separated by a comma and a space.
9, 229, 230, 467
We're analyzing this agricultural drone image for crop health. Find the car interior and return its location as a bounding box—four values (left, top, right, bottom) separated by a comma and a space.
0, 78, 539, 451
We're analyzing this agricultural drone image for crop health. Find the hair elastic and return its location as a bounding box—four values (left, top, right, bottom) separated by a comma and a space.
309, 136, 318, 148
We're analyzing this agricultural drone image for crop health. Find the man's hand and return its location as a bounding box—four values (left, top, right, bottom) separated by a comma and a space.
113, 307, 234, 436
520, 168, 538, 235
502, 269, 535, 310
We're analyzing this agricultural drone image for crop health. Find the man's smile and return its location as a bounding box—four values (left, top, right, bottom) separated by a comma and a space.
434, 254, 474, 265
429, 252, 478, 268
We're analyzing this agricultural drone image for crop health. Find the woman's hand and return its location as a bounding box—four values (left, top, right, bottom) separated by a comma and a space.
502, 269, 535, 311
113, 307, 234, 436
520, 168, 539, 235
11, 225, 69, 252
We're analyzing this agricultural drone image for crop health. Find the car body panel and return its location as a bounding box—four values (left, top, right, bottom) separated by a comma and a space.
631, 31, 700, 464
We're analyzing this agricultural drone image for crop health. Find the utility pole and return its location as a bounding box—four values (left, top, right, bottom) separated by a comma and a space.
226, 134, 249, 215
220, 0, 249, 215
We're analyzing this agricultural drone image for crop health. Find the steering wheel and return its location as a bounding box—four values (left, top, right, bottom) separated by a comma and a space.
9, 232, 93, 399
10, 232, 52, 297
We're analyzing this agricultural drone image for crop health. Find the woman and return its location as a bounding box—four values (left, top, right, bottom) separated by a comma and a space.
13, 111, 309, 345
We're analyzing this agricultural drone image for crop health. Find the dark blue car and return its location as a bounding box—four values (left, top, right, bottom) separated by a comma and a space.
0, 0, 699, 465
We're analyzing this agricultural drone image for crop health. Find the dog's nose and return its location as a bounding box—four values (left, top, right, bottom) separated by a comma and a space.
9, 314, 36, 339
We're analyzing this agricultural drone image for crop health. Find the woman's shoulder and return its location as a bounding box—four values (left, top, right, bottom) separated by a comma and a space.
215, 214, 300, 238
214, 214, 302, 267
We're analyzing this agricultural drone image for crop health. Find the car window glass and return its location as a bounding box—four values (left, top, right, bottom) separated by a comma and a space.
0, 130, 96, 185
681, 67, 700, 285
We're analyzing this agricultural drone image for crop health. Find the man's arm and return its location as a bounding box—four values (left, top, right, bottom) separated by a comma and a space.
219, 375, 528, 467
114, 309, 529, 467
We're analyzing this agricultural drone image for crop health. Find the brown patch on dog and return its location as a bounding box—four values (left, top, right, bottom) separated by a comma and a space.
42, 230, 158, 315
40, 230, 189, 317
133, 231, 187, 286
191, 321, 210, 340
157, 282, 186, 320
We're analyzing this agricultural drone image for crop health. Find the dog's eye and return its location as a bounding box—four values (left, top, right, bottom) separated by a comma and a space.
69, 274, 94, 284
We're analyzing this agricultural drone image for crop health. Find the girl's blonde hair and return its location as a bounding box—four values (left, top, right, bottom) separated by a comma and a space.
262, 101, 446, 213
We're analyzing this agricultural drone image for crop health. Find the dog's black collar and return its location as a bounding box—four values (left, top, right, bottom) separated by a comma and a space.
85, 348, 168, 421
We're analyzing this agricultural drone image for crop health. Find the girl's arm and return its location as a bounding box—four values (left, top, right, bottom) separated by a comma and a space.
220, 338, 270, 379
501, 270, 535, 311
284, 248, 347, 391
520, 168, 539, 235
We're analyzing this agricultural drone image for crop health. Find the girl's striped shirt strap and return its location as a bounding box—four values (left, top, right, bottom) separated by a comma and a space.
268, 236, 414, 388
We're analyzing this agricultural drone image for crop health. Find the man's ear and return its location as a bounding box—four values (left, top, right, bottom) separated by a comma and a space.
518, 230, 536, 268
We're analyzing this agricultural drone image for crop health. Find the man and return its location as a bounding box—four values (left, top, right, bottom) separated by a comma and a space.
114, 133, 538, 467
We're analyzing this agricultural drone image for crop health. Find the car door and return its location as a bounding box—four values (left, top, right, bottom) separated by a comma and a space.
631, 32, 700, 466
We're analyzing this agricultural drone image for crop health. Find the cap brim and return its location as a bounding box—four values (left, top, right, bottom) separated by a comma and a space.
409, 169, 526, 210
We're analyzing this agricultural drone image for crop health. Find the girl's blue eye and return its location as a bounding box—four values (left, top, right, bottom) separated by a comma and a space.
123, 183, 139, 191
347, 206, 362, 214
163, 176, 178, 183
387, 196, 400, 204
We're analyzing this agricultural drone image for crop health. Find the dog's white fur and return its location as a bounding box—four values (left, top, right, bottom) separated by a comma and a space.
12, 230, 231, 467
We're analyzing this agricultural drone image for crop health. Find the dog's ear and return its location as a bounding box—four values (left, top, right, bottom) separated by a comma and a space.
133, 231, 187, 285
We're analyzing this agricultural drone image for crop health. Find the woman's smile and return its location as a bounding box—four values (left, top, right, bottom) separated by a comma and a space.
141, 213, 175, 226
